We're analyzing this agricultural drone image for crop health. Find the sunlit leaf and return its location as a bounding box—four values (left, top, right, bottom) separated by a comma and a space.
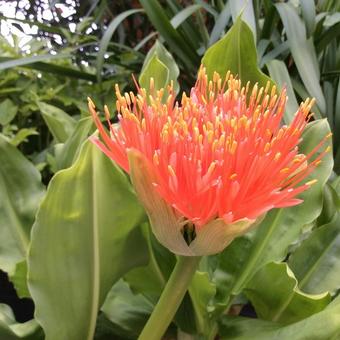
28, 141, 148, 340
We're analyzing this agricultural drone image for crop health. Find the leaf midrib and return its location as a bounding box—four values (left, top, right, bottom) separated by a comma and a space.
298, 230, 340, 290
232, 209, 283, 295
87, 147, 101, 340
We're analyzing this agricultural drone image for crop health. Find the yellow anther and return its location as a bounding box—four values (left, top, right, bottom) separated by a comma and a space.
262, 95, 269, 108
280, 168, 290, 173
166, 93, 173, 106
325, 146, 331, 153
129, 91, 135, 103
218, 134, 225, 146
153, 152, 159, 165
292, 128, 299, 135
130, 114, 140, 125
208, 80, 213, 92
266, 129, 272, 137
307, 98, 316, 111
264, 142, 271, 153
104, 105, 110, 120
269, 94, 277, 108
293, 155, 305, 163
87, 97, 95, 108
264, 81, 271, 94
116, 100, 121, 112
230, 173, 237, 180
277, 128, 284, 139
230, 141, 238, 154
306, 179, 318, 186
150, 77, 155, 93
274, 152, 281, 161
157, 88, 164, 101
253, 109, 260, 121
168, 165, 176, 177
207, 130, 214, 143
212, 139, 218, 151
270, 85, 277, 98
257, 86, 264, 102
162, 129, 169, 142
213, 72, 220, 83
124, 93, 131, 106
207, 162, 216, 175
115, 84, 122, 99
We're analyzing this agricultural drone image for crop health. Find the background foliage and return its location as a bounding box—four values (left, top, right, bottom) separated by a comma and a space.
0, 0, 340, 339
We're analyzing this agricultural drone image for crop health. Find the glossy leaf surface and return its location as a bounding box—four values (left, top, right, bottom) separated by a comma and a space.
245, 262, 330, 324
289, 214, 340, 294
0, 136, 44, 274
202, 17, 273, 88
28, 141, 148, 340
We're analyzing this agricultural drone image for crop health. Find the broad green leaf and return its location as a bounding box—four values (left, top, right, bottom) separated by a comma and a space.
55, 116, 94, 170
140, 40, 180, 94
276, 3, 326, 113
27, 141, 148, 340
334, 79, 340, 157
0, 99, 18, 125
101, 280, 153, 339
214, 119, 333, 308
323, 12, 340, 27
219, 295, 340, 339
37, 101, 76, 143
289, 214, 340, 294
139, 0, 199, 71
266, 59, 299, 124
202, 17, 273, 89
0, 136, 45, 274
0, 304, 43, 340
8, 260, 30, 298
139, 55, 170, 96
245, 262, 330, 324
300, 0, 316, 37
230, 0, 256, 40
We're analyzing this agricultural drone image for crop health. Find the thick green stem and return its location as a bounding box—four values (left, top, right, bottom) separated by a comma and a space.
138, 255, 202, 340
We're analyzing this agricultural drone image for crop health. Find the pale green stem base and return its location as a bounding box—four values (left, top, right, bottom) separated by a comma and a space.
138, 255, 202, 340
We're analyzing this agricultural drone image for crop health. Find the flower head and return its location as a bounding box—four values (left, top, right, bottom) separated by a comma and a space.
89, 67, 329, 255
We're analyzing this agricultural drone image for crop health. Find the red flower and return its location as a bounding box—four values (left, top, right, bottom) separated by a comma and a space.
89, 67, 329, 255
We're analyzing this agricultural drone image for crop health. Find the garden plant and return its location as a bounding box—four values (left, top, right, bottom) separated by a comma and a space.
0, 1, 340, 339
